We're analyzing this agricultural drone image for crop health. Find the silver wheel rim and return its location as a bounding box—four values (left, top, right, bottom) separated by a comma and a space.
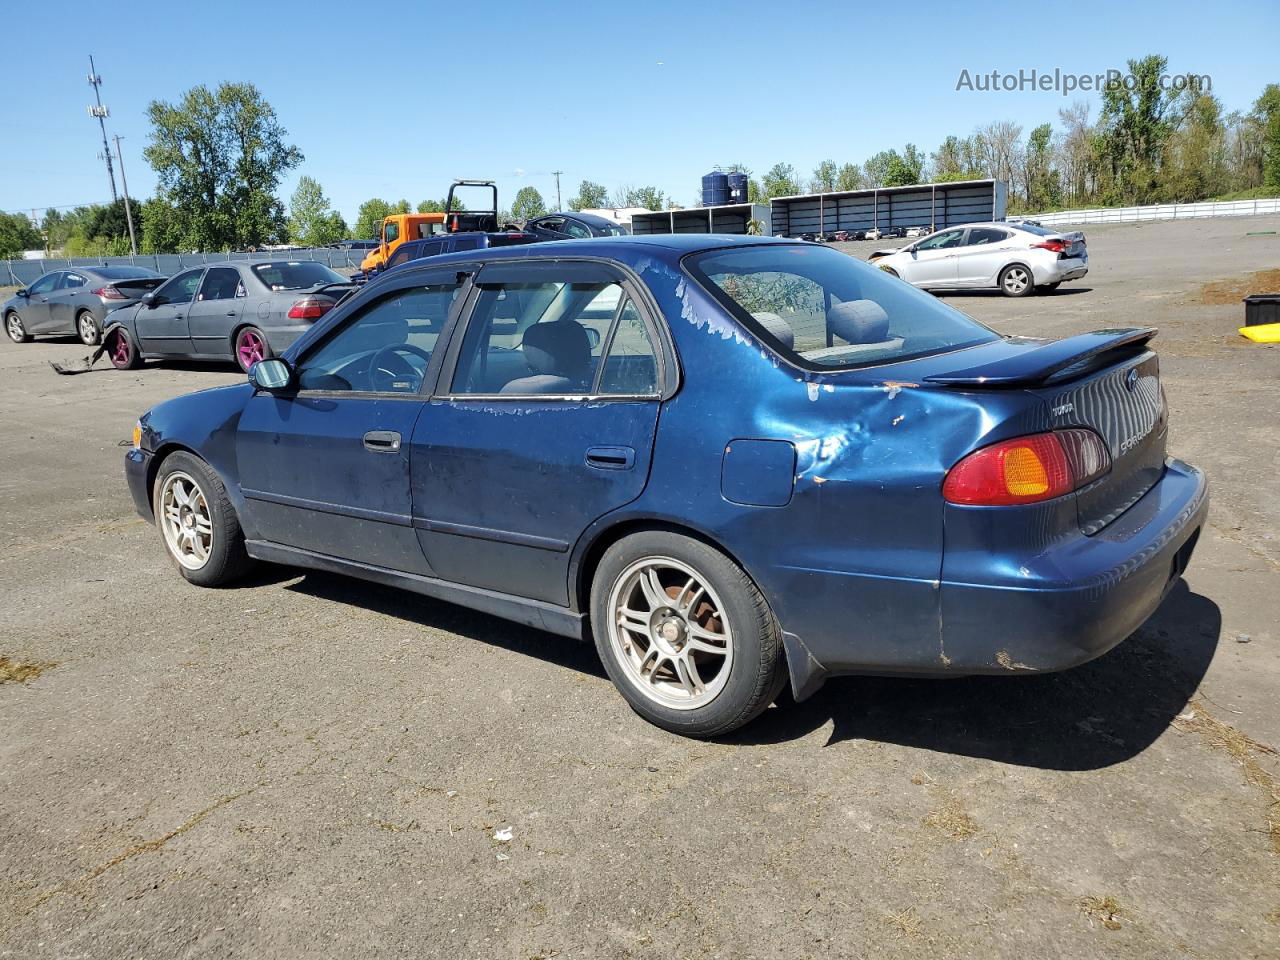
607, 556, 733, 711
159, 471, 214, 571
1004, 267, 1030, 293
6, 315, 21, 340
78, 314, 96, 343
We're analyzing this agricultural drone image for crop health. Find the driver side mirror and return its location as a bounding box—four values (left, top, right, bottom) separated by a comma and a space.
141, 291, 164, 308
15, 288, 26, 298
248, 358, 294, 391
584, 327, 601, 350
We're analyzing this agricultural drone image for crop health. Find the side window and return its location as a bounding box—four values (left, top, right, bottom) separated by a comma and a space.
198, 268, 242, 301
386, 245, 414, 268
917, 230, 963, 250
965, 228, 1008, 246
598, 299, 658, 394
60, 272, 87, 290
451, 280, 632, 396
157, 269, 203, 305
384, 222, 399, 244
561, 220, 592, 239
28, 273, 61, 295
296, 283, 459, 393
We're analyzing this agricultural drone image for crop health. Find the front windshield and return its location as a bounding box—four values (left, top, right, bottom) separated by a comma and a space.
685, 244, 999, 370
251, 261, 345, 291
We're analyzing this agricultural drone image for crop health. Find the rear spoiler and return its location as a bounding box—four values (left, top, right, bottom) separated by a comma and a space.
924, 327, 1157, 387
112, 277, 167, 293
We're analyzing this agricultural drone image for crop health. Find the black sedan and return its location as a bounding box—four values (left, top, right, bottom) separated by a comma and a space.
4, 266, 164, 346
524, 212, 628, 241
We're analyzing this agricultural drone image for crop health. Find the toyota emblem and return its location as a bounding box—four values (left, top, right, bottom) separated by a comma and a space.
1125, 368, 1139, 391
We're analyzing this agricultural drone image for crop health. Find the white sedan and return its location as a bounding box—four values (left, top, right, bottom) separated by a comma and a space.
868, 222, 1088, 297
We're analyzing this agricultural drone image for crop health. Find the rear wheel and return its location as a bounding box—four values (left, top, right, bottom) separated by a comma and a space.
77, 310, 102, 346
234, 326, 271, 373
153, 451, 253, 587
107, 327, 143, 369
5, 312, 30, 343
999, 264, 1034, 297
591, 531, 786, 738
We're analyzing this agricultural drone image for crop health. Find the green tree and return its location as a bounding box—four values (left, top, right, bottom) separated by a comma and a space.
84, 198, 142, 245
0, 212, 41, 259
1254, 83, 1280, 191
140, 198, 183, 253
511, 186, 547, 220
354, 198, 394, 239
1098, 55, 1192, 203
811, 159, 838, 192
761, 163, 801, 198
835, 163, 863, 191
568, 180, 609, 211
624, 186, 666, 210
417, 198, 466, 213
287, 176, 342, 246
144, 82, 302, 250
1023, 123, 1062, 209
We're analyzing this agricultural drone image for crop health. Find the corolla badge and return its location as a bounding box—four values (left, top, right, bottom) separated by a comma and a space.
1125, 367, 1139, 391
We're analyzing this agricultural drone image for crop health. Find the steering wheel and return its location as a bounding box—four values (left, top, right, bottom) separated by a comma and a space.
369, 343, 431, 392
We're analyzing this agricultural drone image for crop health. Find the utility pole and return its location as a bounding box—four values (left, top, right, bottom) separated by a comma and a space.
86, 55, 118, 202
113, 135, 138, 256
552, 170, 563, 211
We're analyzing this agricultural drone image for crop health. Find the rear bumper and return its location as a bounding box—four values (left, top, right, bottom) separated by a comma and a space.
125, 448, 154, 523
1036, 256, 1088, 284
780, 458, 1207, 698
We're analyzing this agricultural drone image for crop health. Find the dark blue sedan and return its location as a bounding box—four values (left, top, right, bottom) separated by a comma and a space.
124, 235, 1207, 737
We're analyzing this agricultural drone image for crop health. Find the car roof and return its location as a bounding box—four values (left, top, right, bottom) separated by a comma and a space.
543, 211, 618, 228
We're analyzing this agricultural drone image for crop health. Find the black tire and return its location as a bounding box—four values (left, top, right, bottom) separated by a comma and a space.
998, 264, 1035, 297
151, 451, 254, 587
76, 310, 102, 346
107, 327, 143, 370
1040, 281, 1062, 292
590, 531, 787, 738
5, 311, 31, 343
234, 326, 272, 374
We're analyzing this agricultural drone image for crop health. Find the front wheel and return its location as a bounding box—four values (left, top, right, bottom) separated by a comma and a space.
153, 451, 254, 587
77, 310, 102, 346
5, 312, 31, 343
234, 326, 271, 373
999, 264, 1034, 297
107, 327, 143, 369
591, 531, 786, 738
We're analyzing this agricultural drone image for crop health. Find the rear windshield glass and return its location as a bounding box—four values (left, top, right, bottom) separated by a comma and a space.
251, 261, 345, 291
1011, 223, 1056, 236
685, 244, 998, 370
94, 266, 160, 279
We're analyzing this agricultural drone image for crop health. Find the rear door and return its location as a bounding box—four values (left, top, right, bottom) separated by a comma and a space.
188, 267, 245, 355
410, 260, 668, 605
50, 271, 90, 331
954, 227, 1014, 285
135, 268, 203, 353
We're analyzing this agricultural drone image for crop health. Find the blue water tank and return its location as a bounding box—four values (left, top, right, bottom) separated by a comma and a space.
701, 171, 729, 207
727, 172, 749, 204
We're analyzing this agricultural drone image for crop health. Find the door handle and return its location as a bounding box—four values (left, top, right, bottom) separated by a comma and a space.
586, 446, 635, 470
363, 430, 402, 452
225, 311, 237, 317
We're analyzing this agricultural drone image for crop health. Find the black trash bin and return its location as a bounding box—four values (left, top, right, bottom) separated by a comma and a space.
1243, 294, 1280, 326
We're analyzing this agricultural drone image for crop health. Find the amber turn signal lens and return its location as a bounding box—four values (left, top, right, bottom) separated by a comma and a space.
132, 422, 142, 450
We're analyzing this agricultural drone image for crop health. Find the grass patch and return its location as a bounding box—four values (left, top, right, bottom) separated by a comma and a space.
1079, 894, 1124, 930
922, 794, 978, 839
1196, 268, 1280, 305
0, 655, 56, 685
883, 906, 922, 937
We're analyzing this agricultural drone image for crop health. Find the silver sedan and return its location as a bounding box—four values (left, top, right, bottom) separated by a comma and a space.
3, 266, 164, 345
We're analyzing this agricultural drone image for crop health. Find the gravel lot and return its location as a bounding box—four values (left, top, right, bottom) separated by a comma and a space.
2, 216, 1278, 959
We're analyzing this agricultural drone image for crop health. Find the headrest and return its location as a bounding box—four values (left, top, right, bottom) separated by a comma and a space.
828, 299, 890, 344
521, 320, 592, 377
751, 312, 795, 351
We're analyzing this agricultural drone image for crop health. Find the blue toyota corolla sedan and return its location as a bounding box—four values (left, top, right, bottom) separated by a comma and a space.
125, 235, 1207, 737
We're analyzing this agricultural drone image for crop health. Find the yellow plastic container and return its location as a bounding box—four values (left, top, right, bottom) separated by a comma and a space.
1239, 322, 1280, 343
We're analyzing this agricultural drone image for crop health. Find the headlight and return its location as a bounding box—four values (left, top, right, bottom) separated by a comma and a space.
132, 421, 143, 450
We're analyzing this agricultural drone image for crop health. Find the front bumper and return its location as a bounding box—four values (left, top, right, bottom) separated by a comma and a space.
125, 448, 154, 522
780, 458, 1207, 698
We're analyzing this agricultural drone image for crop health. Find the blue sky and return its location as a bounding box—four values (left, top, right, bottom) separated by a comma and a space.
3, 0, 1276, 229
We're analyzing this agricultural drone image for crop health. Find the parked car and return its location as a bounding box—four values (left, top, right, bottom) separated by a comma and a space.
905, 226, 930, 238
863, 228, 883, 241
868, 222, 1089, 296
525, 212, 628, 240
4, 266, 164, 346
831, 230, 851, 242
330, 239, 380, 250
848, 229, 867, 241
103, 260, 355, 373
125, 235, 1205, 738
353, 230, 543, 284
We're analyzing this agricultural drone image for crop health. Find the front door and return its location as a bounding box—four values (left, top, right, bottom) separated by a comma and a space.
901, 228, 964, 287
188, 266, 244, 356
236, 272, 465, 574
411, 260, 665, 606
21, 272, 61, 333
135, 267, 203, 353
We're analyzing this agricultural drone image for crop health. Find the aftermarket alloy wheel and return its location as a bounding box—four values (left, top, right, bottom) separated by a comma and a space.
234, 326, 271, 373
77, 310, 102, 346
107, 327, 143, 369
999, 264, 1034, 297
5, 312, 30, 343
152, 451, 253, 587
591, 531, 786, 737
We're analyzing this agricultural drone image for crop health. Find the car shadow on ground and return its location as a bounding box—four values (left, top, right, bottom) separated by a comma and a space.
730, 581, 1220, 769
934, 286, 1094, 299
281, 571, 1217, 770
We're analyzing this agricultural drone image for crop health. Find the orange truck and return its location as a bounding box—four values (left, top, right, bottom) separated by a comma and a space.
359, 212, 447, 273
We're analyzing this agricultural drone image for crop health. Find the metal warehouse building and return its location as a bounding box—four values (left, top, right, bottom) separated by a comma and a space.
630, 203, 771, 236
769, 179, 1007, 237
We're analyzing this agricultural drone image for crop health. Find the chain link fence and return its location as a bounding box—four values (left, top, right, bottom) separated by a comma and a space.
0, 247, 371, 287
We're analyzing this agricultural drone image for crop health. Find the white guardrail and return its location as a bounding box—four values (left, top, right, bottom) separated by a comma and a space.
1024, 197, 1280, 227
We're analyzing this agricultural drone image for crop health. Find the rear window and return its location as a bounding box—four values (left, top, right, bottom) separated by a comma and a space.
685, 244, 998, 370
1011, 223, 1056, 237
94, 266, 160, 279
251, 261, 345, 291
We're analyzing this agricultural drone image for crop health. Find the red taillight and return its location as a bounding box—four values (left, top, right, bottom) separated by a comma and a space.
1031, 239, 1066, 254
92, 285, 126, 300
287, 296, 333, 320
942, 430, 1109, 506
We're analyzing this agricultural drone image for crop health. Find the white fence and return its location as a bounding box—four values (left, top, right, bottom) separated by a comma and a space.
1026, 197, 1280, 227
